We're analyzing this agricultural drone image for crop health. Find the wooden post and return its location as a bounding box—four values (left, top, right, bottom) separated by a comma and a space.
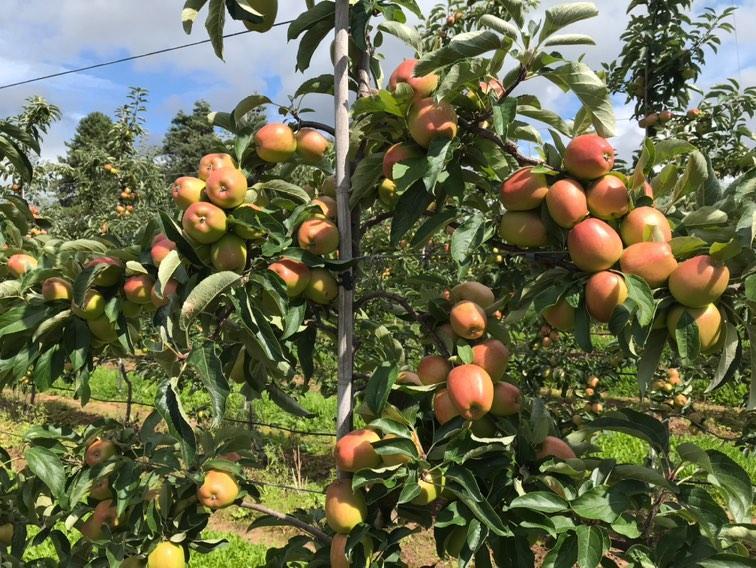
334, 0, 354, 453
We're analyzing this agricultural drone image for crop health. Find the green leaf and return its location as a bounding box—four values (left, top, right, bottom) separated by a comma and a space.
637, 329, 667, 396
451, 212, 486, 264
669, 236, 707, 257
365, 362, 398, 417
543, 34, 595, 46
372, 437, 419, 461
181, 0, 209, 33
542, 532, 578, 568
378, 21, 421, 52
539, 2, 599, 43
187, 342, 229, 427
479, 14, 519, 38
155, 378, 196, 465
677, 444, 753, 523
545, 62, 615, 137
204, 0, 226, 60
390, 184, 432, 245
570, 486, 627, 523
25, 446, 66, 501
180, 271, 241, 330
518, 105, 573, 136
410, 209, 457, 248
350, 153, 384, 207
160, 211, 203, 266
673, 308, 700, 363
576, 525, 607, 568
681, 206, 728, 227
587, 408, 669, 454
287, 0, 334, 40
653, 138, 697, 162
437, 59, 490, 102
624, 274, 654, 327
509, 492, 569, 513
697, 554, 756, 568
746, 275, 756, 303
232, 94, 271, 124
295, 74, 335, 98
156, 250, 181, 297
415, 31, 503, 75
707, 323, 741, 393
709, 239, 741, 262
673, 151, 708, 204
296, 19, 332, 72
259, 180, 311, 203
266, 383, 314, 418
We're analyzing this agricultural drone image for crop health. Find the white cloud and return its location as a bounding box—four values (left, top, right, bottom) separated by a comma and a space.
0, 0, 752, 163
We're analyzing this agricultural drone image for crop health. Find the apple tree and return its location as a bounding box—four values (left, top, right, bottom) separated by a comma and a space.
0, 0, 753, 566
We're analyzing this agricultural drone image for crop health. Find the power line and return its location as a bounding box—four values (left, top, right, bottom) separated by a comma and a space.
0, 20, 294, 92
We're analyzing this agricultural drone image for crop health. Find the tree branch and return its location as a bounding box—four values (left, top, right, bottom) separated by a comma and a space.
296, 120, 335, 136
241, 501, 331, 544
355, 291, 450, 357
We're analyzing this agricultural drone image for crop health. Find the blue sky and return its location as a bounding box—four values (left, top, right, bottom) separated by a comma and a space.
0, 0, 753, 163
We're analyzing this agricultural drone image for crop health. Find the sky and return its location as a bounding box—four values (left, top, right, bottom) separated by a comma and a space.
0, 0, 753, 164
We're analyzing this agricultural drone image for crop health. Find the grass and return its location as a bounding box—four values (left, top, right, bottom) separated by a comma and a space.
595, 431, 756, 480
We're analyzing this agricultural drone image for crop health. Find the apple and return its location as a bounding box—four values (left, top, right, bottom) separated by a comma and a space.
7, 254, 37, 277
543, 298, 575, 331
182, 202, 228, 244
620, 206, 672, 245
205, 167, 248, 209
150, 279, 179, 308
197, 470, 240, 509
449, 300, 487, 340
268, 259, 311, 297
295, 128, 331, 164
383, 142, 423, 180
450, 281, 495, 309
388, 59, 439, 98
87, 316, 118, 343
325, 479, 367, 534
147, 541, 185, 568
85, 438, 117, 466
411, 470, 444, 505
330, 533, 349, 568
151, 235, 177, 266
434, 389, 460, 424
72, 289, 106, 320
297, 218, 339, 255
86, 257, 124, 287
446, 364, 494, 421
417, 354, 451, 385
171, 176, 206, 209
545, 178, 588, 228
471, 338, 510, 380
41, 277, 73, 302
490, 382, 521, 416
255, 123, 297, 163
585, 271, 628, 323
586, 175, 630, 220
567, 218, 623, 272
536, 436, 576, 460
620, 242, 677, 288
563, 134, 615, 180
90, 476, 112, 501
667, 303, 723, 353
0, 523, 13, 546
333, 429, 381, 472
123, 275, 155, 305
198, 153, 235, 181
312, 196, 337, 219
210, 234, 248, 273
304, 268, 338, 304
80, 499, 118, 541
668, 255, 729, 308
499, 167, 549, 211
498, 211, 548, 248
407, 98, 458, 148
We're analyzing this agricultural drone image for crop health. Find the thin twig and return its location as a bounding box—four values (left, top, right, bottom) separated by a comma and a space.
222, 417, 336, 438
297, 120, 336, 137
355, 291, 450, 357
241, 501, 331, 544
118, 359, 133, 423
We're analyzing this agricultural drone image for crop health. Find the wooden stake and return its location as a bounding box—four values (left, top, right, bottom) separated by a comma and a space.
334, 0, 354, 454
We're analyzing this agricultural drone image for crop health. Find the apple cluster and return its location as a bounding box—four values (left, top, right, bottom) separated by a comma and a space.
497, 135, 730, 354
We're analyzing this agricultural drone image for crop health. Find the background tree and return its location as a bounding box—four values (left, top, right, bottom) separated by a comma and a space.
160, 100, 227, 178
605, 0, 735, 123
